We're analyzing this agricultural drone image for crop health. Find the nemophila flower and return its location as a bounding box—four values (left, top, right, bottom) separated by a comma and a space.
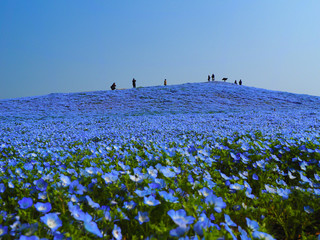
19, 235, 40, 240
148, 182, 161, 189
102, 170, 119, 184
68, 202, 85, 221
238, 226, 250, 240
229, 183, 244, 191
129, 173, 144, 183
40, 213, 62, 232
264, 185, 276, 194
19, 235, 39, 240
34, 178, 48, 191
53, 231, 64, 240
304, 206, 314, 214
277, 188, 291, 200
0, 224, 8, 236
167, 209, 195, 227
246, 217, 260, 231
112, 224, 122, 240
224, 214, 237, 227
123, 200, 136, 210
135, 211, 150, 224
299, 161, 308, 171
315, 173, 320, 181
194, 213, 212, 236
252, 173, 259, 180
84, 220, 103, 238
221, 223, 237, 240
105, 210, 112, 221
158, 190, 179, 203
252, 231, 276, 240
60, 175, 71, 187
199, 187, 213, 197
144, 195, 160, 206
70, 194, 79, 203
85, 195, 100, 209
160, 166, 176, 178
204, 193, 226, 213
170, 226, 190, 237
135, 187, 154, 197
299, 172, 313, 186
38, 191, 47, 200
147, 166, 158, 178
8, 181, 14, 188
0, 183, 5, 193
35, 202, 52, 213
18, 197, 33, 209
69, 180, 85, 195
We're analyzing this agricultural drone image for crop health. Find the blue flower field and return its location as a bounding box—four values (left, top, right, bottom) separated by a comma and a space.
1, 82, 320, 239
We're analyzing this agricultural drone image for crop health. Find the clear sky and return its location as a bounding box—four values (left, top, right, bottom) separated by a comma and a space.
1, 1, 319, 99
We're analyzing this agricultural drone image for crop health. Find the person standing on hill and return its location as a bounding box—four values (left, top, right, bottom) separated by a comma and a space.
164, 79, 167, 86
132, 78, 136, 88
110, 82, 116, 90
208, 75, 211, 82
211, 73, 215, 81
234, 80, 238, 84
239, 79, 242, 85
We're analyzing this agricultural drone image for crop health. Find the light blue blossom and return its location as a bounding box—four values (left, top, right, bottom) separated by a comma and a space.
204, 193, 226, 213
246, 217, 260, 231
40, 213, 62, 232
35, 202, 52, 213
85, 195, 100, 209
0, 224, 8, 236
135, 211, 150, 224
144, 195, 160, 206
0, 183, 5, 193
170, 226, 190, 237
252, 231, 276, 240
167, 209, 195, 227
84, 221, 103, 238
112, 224, 122, 240
18, 197, 33, 209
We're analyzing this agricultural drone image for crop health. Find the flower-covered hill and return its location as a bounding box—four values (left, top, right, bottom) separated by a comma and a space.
1, 82, 320, 239
1, 81, 320, 119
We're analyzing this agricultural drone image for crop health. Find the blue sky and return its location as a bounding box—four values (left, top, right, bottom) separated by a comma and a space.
1, 1, 319, 99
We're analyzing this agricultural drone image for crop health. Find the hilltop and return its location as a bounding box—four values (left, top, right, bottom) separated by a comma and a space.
0, 82, 319, 119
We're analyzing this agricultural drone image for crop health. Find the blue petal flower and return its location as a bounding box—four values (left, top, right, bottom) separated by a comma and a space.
18, 197, 33, 209
252, 231, 276, 240
144, 195, 160, 206
35, 202, 52, 213
246, 217, 260, 231
84, 221, 103, 238
0, 224, 8, 236
40, 213, 62, 232
112, 224, 122, 240
135, 211, 150, 224
169, 225, 190, 237
167, 209, 195, 227
204, 193, 226, 213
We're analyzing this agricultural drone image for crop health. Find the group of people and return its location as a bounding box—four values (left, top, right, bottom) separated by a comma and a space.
110, 75, 243, 90
110, 78, 167, 90
208, 73, 243, 85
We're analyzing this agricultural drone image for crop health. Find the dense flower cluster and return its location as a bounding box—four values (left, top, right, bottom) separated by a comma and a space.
1, 82, 320, 239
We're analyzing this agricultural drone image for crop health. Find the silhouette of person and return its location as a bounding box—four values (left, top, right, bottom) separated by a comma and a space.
110, 82, 116, 90
208, 75, 211, 82
239, 79, 242, 85
164, 79, 167, 86
234, 80, 237, 84
212, 74, 215, 81
132, 78, 136, 88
